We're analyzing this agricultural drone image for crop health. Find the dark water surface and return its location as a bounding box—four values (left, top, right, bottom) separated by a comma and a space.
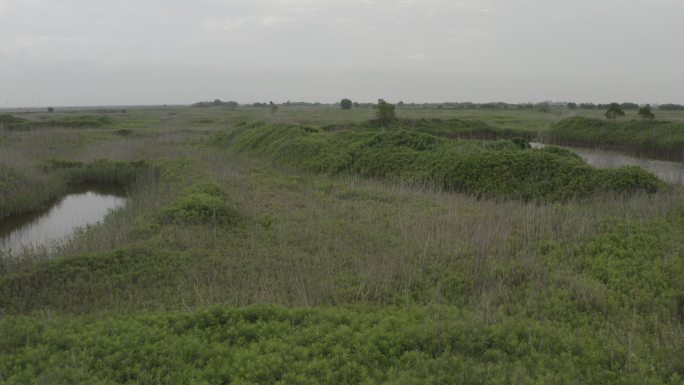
531, 142, 684, 186
0, 185, 126, 255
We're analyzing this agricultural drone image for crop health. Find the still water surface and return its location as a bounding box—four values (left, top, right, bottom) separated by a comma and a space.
0, 186, 126, 255
531, 143, 684, 186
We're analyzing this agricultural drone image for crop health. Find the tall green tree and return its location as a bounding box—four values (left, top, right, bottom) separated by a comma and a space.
375, 99, 396, 124
638, 105, 655, 120
340, 99, 352, 110
605, 103, 625, 123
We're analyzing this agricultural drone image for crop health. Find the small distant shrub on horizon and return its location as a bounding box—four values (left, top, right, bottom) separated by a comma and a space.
340, 98, 352, 110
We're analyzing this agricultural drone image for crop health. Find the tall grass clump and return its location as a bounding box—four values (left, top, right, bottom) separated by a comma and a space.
2, 115, 114, 130
323, 118, 537, 140
0, 159, 153, 219
43, 158, 152, 186
0, 164, 64, 219
543, 117, 684, 161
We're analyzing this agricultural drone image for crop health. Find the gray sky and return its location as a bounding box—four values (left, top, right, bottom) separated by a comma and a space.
1, 0, 682, 107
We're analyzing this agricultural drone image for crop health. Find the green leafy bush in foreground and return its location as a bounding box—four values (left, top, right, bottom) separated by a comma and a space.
1, 302, 682, 385
223, 124, 663, 201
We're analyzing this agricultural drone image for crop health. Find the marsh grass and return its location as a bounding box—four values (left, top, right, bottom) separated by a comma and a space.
0, 107, 682, 384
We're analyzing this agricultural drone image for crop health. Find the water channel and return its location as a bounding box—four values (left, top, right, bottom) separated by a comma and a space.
0, 185, 126, 255
530, 142, 684, 186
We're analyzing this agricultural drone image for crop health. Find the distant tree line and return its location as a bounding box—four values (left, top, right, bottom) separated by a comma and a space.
243, 100, 684, 112
658, 103, 684, 111
574, 102, 682, 111
191, 99, 239, 109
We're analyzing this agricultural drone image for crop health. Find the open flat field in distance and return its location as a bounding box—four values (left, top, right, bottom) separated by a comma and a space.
0, 105, 683, 384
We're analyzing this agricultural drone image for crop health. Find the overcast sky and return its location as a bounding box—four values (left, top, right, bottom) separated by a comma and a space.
1, 0, 682, 107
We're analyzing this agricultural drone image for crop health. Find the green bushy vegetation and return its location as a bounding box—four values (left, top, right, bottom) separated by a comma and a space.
544, 117, 684, 161
223, 123, 663, 201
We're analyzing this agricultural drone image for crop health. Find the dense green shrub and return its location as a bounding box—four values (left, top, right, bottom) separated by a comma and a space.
160, 183, 240, 226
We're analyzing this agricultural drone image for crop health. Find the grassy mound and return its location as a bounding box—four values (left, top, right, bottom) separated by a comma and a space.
222, 124, 663, 201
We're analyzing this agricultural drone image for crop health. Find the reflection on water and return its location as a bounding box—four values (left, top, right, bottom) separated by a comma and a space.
0, 186, 126, 255
531, 143, 684, 186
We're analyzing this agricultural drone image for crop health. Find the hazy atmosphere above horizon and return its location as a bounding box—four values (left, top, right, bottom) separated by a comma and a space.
1, 0, 682, 107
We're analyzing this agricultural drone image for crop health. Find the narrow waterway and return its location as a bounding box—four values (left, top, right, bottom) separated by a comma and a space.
531, 142, 684, 186
0, 185, 126, 255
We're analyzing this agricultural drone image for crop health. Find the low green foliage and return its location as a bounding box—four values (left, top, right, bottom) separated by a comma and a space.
1, 298, 682, 384
580, 211, 684, 318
